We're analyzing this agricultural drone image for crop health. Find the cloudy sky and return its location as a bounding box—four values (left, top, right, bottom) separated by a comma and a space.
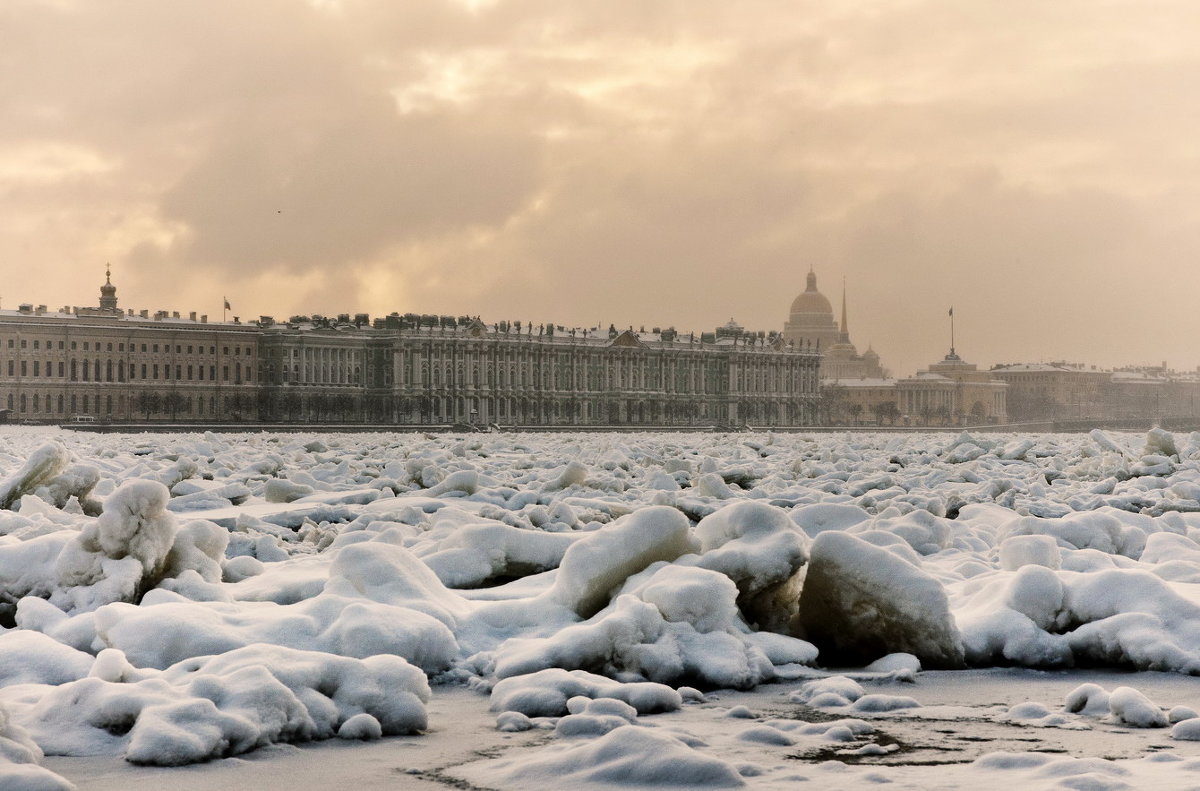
3, 0, 1199, 377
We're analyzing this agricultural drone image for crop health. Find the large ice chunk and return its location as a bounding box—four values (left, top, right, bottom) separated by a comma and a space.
13, 644, 428, 766
547, 506, 698, 618
797, 531, 965, 668
459, 726, 744, 789
0, 443, 71, 511
495, 564, 815, 688
422, 522, 579, 588
52, 480, 179, 612
489, 668, 681, 716
0, 630, 93, 686
0, 698, 73, 791
694, 501, 809, 632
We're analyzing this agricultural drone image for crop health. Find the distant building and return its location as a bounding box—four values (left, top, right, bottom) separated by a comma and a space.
824, 348, 1008, 426
820, 377, 899, 425
0, 273, 259, 423
783, 272, 1009, 426
783, 270, 840, 353
897, 349, 1007, 425
783, 270, 885, 380
992, 361, 1200, 424
989, 363, 1109, 422
0, 272, 821, 426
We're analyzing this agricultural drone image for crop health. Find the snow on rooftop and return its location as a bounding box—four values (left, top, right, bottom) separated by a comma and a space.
823, 377, 896, 388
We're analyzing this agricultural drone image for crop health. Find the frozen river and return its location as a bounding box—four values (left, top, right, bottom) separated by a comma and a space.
0, 427, 1197, 789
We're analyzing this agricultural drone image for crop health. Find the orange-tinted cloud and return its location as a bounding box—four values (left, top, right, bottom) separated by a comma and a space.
3, 0, 1200, 376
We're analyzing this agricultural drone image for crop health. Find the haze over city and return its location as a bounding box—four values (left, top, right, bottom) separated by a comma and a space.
4, 0, 1199, 377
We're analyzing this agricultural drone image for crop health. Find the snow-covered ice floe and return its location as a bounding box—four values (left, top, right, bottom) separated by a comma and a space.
0, 427, 1198, 788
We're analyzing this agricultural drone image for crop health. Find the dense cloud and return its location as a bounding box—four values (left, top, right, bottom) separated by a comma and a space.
3, 0, 1199, 375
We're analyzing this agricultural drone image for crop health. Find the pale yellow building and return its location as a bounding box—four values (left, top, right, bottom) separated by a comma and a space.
822, 378, 899, 425
823, 349, 1008, 426
990, 363, 1108, 421
0, 271, 259, 422
897, 350, 1007, 424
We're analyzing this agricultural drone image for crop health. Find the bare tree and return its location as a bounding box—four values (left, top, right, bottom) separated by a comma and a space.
134, 390, 161, 420
872, 400, 901, 426
163, 391, 186, 421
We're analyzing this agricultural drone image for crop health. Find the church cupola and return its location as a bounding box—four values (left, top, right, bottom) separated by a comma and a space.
99, 265, 118, 311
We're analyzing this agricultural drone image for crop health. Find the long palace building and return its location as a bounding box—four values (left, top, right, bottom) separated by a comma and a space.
0, 272, 820, 427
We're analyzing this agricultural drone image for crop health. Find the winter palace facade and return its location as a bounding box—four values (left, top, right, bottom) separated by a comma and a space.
0, 273, 821, 427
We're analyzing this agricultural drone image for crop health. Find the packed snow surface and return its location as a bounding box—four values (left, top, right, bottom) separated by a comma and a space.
0, 427, 1199, 788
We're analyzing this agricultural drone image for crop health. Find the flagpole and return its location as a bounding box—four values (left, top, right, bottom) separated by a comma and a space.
223, 297, 228, 323
949, 306, 955, 355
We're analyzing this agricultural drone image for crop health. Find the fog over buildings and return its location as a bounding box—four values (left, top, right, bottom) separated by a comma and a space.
4, 1, 1200, 378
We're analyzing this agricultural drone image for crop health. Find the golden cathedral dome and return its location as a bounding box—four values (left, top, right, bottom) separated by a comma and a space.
789, 271, 833, 317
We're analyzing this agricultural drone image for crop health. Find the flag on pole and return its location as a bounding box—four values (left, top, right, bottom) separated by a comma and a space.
948, 306, 953, 317
224, 298, 231, 311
